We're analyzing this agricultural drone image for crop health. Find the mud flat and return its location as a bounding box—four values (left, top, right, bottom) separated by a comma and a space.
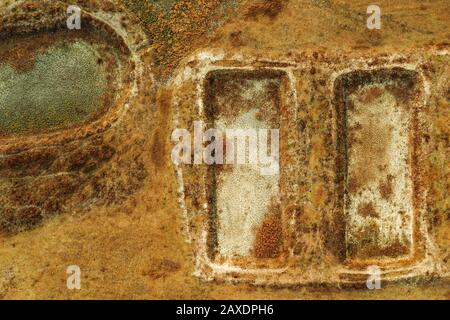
0, 30, 116, 135
204, 70, 285, 265
334, 69, 422, 263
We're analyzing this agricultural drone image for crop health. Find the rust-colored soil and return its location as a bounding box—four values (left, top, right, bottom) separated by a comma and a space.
0, 0, 448, 299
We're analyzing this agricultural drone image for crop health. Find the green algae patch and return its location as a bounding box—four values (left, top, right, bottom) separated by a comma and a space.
0, 40, 107, 135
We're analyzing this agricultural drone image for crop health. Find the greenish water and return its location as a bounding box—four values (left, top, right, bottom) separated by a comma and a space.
0, 41, 107, 134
